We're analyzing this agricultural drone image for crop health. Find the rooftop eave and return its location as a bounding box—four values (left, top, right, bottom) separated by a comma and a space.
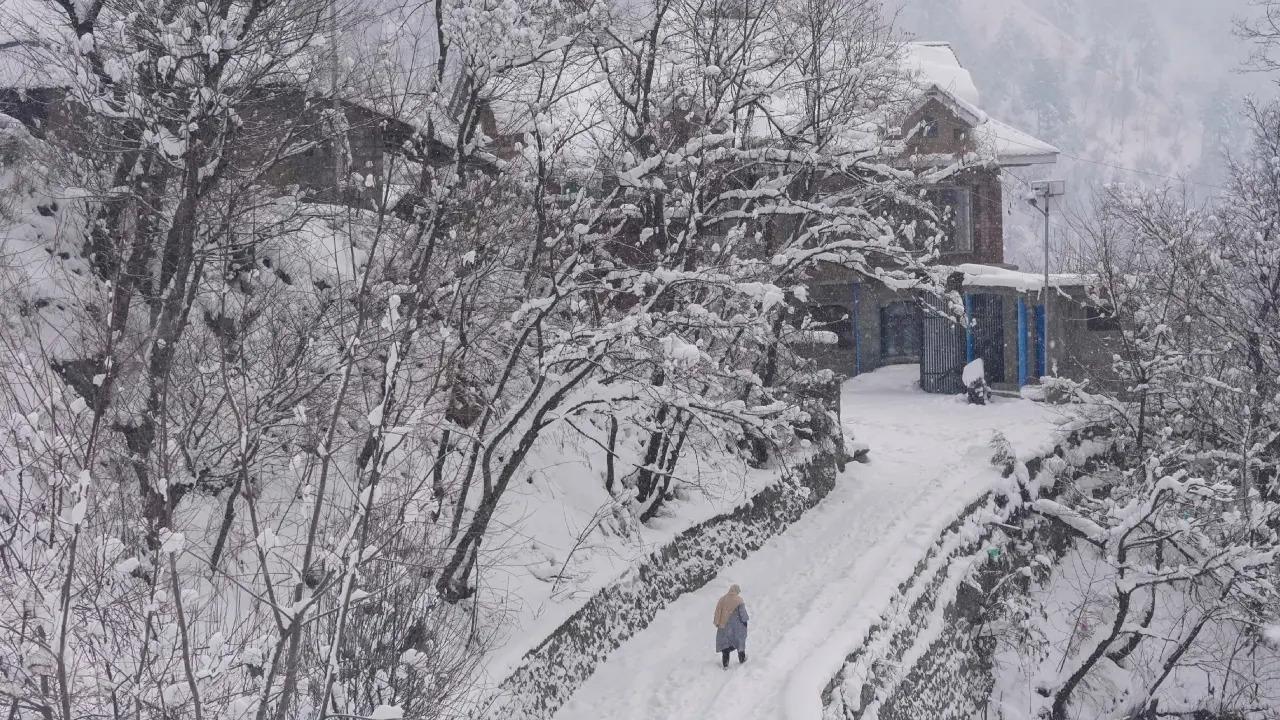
997, 151, 1059, 167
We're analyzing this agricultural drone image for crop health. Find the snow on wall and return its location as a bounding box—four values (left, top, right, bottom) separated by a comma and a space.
953, 262, 1089, 292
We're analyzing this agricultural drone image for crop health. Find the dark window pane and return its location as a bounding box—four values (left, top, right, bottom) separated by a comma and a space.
880, 301, 921, 359
809, 305, 854, 349
1086, 306, 1121, 331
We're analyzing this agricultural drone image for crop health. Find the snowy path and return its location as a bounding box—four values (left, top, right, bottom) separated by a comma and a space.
552, 365, 1065, 720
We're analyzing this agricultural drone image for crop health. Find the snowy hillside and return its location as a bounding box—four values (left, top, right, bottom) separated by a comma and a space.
893, 0, 1269, 269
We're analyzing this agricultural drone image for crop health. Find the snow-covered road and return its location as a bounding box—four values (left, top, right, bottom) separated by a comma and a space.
552, 365, 1066, 720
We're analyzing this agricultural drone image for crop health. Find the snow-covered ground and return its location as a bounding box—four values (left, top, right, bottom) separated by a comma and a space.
552, 364, 1072, 720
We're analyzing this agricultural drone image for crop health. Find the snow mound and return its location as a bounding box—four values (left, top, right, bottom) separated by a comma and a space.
962, 358, 984, 386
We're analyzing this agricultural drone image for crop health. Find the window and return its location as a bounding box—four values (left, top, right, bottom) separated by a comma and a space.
809, 305, 854, 349
1085, 305, 1121, 331
953, 128, 966, 143
925, 187, 974, 253
880, 301, 921, 360
921, 115, 939, 138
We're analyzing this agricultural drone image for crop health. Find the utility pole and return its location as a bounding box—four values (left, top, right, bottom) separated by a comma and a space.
330, 0, 342, 200
1026, 179, 1065, 378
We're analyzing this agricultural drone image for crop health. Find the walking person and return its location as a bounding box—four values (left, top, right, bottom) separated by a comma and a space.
713, 583, 749, 669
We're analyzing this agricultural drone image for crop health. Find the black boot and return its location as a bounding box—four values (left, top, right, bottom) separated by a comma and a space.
721, 650, 731, 669
738, 651, 747, 664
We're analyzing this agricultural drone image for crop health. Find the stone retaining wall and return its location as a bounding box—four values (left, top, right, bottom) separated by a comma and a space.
820, 425, 1113, 720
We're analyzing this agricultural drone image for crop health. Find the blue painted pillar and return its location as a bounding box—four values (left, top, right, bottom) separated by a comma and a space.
1034, 304, 1046, 378
852, 283, 863, 376
963, 294, 975, 362
1017, 297, 1029, 387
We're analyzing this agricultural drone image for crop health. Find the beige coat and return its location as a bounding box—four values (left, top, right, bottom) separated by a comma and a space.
713, 584, 749, 652
713, 584, 743, 628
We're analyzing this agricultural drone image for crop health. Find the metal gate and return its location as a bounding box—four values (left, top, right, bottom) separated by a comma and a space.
968, 293, 1006, 383
920, 294, 966, 394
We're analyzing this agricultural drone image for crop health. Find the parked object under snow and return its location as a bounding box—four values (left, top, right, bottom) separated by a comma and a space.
963, 358, 990, 405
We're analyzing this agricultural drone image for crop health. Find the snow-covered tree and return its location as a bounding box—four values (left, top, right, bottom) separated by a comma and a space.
0, 0, 965, 717
987, 99, 1280, 719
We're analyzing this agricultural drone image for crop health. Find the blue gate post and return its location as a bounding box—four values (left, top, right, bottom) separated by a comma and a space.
1034, 304, 1046, 378
1017, 297, 1029, 386
963, 294, 975, 362
852, 283, 863, 376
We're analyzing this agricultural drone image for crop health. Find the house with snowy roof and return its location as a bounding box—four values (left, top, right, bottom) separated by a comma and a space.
464, 36, 1116, 394
0, 38, 467, 214
804, 41, 1119, 394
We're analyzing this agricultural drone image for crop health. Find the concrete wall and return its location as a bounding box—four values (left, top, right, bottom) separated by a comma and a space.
801, 278, 1025, 391
962, 285, 1120, 393
1045, 286, 1124, 393
802, 279, 922, 379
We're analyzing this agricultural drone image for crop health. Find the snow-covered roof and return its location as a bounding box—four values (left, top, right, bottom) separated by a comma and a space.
903, 42, 981, 108
952, 263, 1090, 292
903, 42, 1059, 167
979, 117, 1060, 167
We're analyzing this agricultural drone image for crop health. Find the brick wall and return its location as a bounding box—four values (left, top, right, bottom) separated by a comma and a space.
900, 95, 1006, 267
969, 167, 1004, 265
901, 96, 976, 158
